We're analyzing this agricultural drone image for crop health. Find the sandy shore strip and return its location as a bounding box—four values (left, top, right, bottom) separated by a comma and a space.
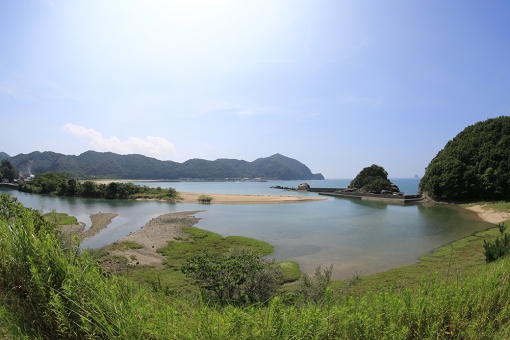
61, 213, 118, 241
465, 205, 510, 224
178, 192, 327, 204
110, 211, 202, 268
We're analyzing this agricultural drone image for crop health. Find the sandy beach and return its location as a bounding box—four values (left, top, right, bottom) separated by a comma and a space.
110, 211, 202, 268
61, 212, 118, 241
465, 205, 510, 224
177, 191, 327, 204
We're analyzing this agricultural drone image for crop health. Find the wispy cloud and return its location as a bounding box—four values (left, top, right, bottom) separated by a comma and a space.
62, 123, 176, 158
0, 82, 32, 100
201, 101, 283, 117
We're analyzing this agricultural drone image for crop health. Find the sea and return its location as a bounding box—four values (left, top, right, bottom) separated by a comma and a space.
0, 178, 493, 280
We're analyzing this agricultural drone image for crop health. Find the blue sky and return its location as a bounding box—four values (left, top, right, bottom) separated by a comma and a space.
1, 0, 509, 178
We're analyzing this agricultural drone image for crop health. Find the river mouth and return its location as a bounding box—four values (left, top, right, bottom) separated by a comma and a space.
1, 184, 494, 280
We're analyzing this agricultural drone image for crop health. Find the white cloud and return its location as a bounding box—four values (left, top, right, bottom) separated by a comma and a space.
62, 123, 176, 158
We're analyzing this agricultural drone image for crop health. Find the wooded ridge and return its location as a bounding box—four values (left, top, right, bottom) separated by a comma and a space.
1, 151, 324, 181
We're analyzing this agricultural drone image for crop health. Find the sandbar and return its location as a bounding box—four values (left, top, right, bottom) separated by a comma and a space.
110, 211, 202, 268
61, 212, 118, 240
177, 192, 327, 204
465, 205, 510, 224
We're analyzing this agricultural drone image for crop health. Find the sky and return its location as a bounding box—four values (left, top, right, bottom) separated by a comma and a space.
1, 0, 509, 178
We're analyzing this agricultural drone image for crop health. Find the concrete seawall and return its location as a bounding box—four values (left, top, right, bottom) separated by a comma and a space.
316, 190, 423, 204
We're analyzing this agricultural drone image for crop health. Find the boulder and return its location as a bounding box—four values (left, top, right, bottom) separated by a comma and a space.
298, 183, 310, 190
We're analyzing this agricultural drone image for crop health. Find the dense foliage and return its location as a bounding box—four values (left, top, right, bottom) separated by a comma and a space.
349, 164, 399, 193
420, 116, 510, 201
484, 223, 510, 263
6, 150, 324, 180
2, 195, 510, 338
0, 159, 17, 182
181, 249, 284, 305
18, 172, 178, 199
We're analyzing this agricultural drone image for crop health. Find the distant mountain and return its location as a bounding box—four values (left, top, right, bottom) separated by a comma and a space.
6, 151, 324, 181
0, 152, 10, 161
414, 175, 420, 179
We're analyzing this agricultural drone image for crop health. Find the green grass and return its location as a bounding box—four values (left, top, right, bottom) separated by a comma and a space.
459, 200, 510, 213
279, 261, 301, 283
116, 227, 276, 291
107, 240, 143, 251
4, 194, 510, 339
42, 211, 78, 225
332, 220, 509, 297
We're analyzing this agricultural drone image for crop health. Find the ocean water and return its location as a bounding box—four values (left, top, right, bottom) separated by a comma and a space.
1, 179, 492, 280
130, 178, 421, 196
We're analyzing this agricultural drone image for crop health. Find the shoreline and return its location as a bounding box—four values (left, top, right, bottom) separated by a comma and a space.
61, 212, 118, 241
176, 191, 327, 204
69, 201, 510, 277
108, 211, 202, 268
464, 204, 510, 224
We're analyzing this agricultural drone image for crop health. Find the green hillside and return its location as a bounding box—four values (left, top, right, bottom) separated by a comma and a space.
6, 150, 324, 180
420, 116, 510, 201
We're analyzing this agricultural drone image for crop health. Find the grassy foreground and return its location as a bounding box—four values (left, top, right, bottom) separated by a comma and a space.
2, 194, 510, 338
101, 226, 300, 291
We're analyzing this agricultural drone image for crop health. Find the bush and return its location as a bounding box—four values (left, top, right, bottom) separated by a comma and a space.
483, 223, 510, 263
294, 265, 333, 306
198, 195, 213, 203
181, 249, 283, 305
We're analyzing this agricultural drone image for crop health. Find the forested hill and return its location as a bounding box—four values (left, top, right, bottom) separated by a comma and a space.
5, 151, 324, 180
0, 152, 10, 160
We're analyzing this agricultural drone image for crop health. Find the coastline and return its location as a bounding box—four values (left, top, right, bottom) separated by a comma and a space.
108, 211, 202, 268
464, 204, 510, 224
61, 212, 118, 241
176, 191, 327, 204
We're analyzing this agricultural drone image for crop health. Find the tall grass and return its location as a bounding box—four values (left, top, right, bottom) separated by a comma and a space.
2, 193, 510, 339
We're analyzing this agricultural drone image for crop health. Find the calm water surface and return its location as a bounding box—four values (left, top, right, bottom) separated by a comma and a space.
1, 179, 492, 279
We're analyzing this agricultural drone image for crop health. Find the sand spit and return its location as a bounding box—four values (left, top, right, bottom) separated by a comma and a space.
61, 212, 118, 241
177, 192, 327, 204
109, 211, 202, 268
465, 205, 510, 224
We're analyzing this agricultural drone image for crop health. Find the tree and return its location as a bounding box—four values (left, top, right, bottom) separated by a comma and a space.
181, 249, 283, 304
349, 164, 396, 193
0, 159, 17, 182
420, 116, 510, 201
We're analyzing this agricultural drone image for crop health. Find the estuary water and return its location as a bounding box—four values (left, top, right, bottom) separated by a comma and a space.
0, 178, 493, 279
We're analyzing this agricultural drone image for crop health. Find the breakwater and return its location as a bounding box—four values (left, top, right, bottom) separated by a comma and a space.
318, 191, 422, 203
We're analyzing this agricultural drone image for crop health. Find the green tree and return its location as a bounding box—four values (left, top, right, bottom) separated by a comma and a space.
420, 116, 510, 201
181, 249, 283, 304
0, 159, 17, 182
349, 164, 395, 193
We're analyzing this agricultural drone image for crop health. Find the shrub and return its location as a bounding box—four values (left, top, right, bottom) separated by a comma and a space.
198, 195, 213, 203
483, 223, 510, 263
294, 265, 333, 306
181, 249, 283, 305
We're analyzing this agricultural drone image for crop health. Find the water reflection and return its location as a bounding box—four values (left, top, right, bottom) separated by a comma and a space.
1, 187, 494, 279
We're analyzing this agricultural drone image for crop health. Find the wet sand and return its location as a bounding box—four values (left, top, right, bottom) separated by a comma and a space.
465, 205, 510, 224
61, 212, 118, 241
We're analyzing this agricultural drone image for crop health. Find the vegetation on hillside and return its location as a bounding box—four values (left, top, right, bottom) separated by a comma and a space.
7, 150, 324, 180
2, 194, 510, 338
0, 158, 17, 182
349, 164, 400, 193
420, 116, 510, 201
18, 171, 179, 200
